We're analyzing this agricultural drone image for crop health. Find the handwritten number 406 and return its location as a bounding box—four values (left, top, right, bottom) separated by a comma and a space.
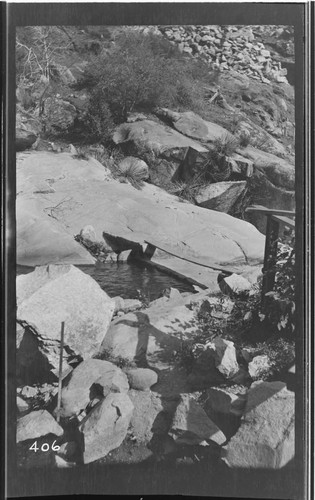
29, 440, 60, 452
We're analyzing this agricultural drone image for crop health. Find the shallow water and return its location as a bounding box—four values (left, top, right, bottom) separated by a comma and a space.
17, 261, 194, 300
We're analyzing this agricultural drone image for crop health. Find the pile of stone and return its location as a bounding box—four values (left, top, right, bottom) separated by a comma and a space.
157, 25, 289, 84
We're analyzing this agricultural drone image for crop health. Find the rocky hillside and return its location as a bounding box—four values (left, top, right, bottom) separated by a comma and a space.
16, 25, 295, 234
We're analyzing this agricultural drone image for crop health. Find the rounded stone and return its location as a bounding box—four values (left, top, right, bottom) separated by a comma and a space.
126, 368, 158, 391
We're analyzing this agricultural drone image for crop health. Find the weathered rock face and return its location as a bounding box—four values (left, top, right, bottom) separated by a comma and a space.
17, 151, 265, 270
155, 108, 229, 143
17, 410, 63, 443
195, 181, 247, 214
17, 265, 115, 382
79, 392, 134, 464
59, 359, 129, 418
168, 394, 226, 446
221, 381, 295, 468
16, 128, 37, 152
127, 389, 168, 442
126, 368, 158, 391
42, 97, 77, 135
113, 119, 208, 157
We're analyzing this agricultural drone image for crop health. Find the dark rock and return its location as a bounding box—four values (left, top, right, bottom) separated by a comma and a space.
16, 128, 37, 152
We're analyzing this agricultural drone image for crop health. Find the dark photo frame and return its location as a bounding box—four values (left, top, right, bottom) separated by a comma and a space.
2, 3, 311, 499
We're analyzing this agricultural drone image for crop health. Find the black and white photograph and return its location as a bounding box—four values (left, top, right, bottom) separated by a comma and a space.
3, 2, 311, 499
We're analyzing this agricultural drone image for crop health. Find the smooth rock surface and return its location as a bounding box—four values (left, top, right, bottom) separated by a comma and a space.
17, 410, 63, 442
79, 392, 134, 464
17, 152, 265, 272
221, 381, 295, 468
60, 359, 129, 418
126, 368, 158, 391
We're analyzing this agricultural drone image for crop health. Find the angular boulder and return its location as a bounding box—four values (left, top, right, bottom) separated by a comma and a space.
169, 394, 226, 446
60, 359, 129, 418
79, 392, 134, 464
16, 128, 37, 152
156, 108, 229, 143
127, 389, 168, 442
220, 273, 252, 295
195, 181, 247, 214
113, 119, 207, 158
17, 265, 115, 381
205, 337, 239, 379
221, 381, 295, 468
17, 409, 63, 443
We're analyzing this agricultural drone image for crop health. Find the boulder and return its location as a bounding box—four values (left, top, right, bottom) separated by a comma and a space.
59, 359, 129, 418
155, 109, 229, 143
127, 389, 169, 442
248, 355, 271, 380
17, 396, 30, 413
204, 338, 239, 379
195, 181, 247, 214
16, 128, 37, 152
79, 392, 134, 464
113, 119, 207, 157
168, 394, 226, 445
79, 225, 97, 243
17, 265, 115, 381
220, 273, 252, 295
17, 151, 265, 271
221, 381, 295, 468
113, 297, 142, 314
126, 368, 158, 391
17, 410, 63, 443
42, 97, 77, 135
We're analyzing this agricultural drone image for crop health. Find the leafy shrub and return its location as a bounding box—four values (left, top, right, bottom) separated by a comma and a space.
112, 159, 147, 190
82, 29, 214, 122
238, 130, 251, 148
85, 96, 115, 140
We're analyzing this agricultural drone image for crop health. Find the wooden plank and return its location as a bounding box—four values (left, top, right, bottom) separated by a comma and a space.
245, 204, 295, 217
261, 216, 280, 310
144, 240, 243, 274
271, 214, 295, 228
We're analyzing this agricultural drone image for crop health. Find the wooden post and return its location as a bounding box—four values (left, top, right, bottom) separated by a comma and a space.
261, 216, 280, 311
56, 321, 65, 423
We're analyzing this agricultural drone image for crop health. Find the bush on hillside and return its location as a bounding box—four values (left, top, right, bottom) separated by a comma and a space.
82, 29, 214, 123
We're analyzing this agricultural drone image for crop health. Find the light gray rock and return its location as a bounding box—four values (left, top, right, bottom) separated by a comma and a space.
60, 359, 129, 418
20, 386, 39, 399
17, 410, 63, 443
221, 381, 295, 468
248, 355, 271, 380
17, 265, 115, 380
17, 396, 30, 413
79, 392, 134, 464
205, 337, 239, 379
127, 389, 168, 442
220, 273, 252, 295
169, 394, 226, 445
195, 181, 247, 214
126, 368, 158, 391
